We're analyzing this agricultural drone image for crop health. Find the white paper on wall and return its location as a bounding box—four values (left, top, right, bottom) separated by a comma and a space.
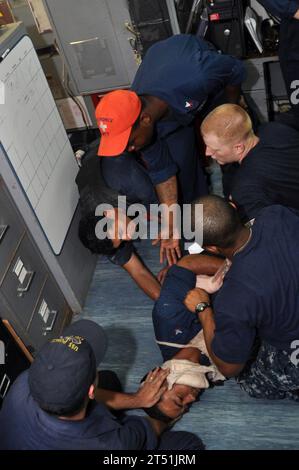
0, 35, 78, 254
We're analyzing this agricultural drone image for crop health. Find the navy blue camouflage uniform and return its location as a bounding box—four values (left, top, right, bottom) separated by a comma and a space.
212, 206, 299, 400
237, 342, 299, 401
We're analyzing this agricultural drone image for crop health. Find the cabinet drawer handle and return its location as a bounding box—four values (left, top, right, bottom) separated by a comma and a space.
17, 271, 35, 297
0, 225, 9, 244
42, 310, 58, 334
0, 374, 10, 399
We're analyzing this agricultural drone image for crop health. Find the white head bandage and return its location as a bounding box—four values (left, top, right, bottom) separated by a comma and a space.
161, 358, 225, 390
158, 330, 225, 390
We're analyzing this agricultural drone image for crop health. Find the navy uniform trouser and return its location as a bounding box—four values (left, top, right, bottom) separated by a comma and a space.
237, 341, 299, 401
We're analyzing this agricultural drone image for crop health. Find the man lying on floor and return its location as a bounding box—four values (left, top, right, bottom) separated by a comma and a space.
142, 330, 226, 421
141, 254, 229, 421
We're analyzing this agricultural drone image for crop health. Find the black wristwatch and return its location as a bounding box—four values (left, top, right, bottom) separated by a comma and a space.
195, 302, 211, 314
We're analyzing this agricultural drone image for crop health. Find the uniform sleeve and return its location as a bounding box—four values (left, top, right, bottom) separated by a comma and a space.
156, 265, 196, 306
117, 416, 158, 450
212, 283, 257, 364
258, 0, 299, 18
108, 242, 134, 266
212, 314, 256, 364
202, 53, 246, 97
231, 181, 270, 223
141, 139, 178, 186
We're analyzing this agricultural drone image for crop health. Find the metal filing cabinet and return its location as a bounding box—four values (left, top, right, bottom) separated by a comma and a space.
0, 179, 25, 283
0, 176, 72, 354
0, 23, 97, 315
0, 319, 32, 408
1, 235, 48, 330
27, 276, 69, 350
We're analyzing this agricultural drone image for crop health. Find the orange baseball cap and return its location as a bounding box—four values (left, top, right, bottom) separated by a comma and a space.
95, 90, 142, 157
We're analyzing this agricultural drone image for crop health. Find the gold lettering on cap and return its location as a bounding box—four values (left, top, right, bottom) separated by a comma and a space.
51, 335, 85, 352
68, 343, 79, 352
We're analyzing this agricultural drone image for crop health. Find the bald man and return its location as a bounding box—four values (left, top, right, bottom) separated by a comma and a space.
201, 104, 299, 222
184, 195, 299, 401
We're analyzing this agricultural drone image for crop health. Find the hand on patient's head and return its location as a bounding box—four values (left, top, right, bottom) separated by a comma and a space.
136, 367, 169, 408
154, 361, 201, 420
141, 361, 203, 422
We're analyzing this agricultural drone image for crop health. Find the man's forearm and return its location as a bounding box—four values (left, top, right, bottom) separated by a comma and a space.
95, 388, 141, 410
197, 308, 217, 362
155, 175, 181, 264
155, 175, 178, 206
126, 265, 161, 301
124, 253, 161, 300
198, 308, 244, 377
178, 254, 224, 275
95, 368, 170, 410
295, 8, 299, 19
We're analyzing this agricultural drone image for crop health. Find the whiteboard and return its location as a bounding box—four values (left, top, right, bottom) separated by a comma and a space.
0, 35, 78, 254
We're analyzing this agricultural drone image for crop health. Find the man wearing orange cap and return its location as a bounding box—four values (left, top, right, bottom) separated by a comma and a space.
96, 34, 245, 265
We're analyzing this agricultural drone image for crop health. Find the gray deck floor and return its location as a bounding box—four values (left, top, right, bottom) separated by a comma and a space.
81, 237, 299, 450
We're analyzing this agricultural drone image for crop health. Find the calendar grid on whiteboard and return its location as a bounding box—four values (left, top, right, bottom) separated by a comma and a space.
0, 35, 78, 254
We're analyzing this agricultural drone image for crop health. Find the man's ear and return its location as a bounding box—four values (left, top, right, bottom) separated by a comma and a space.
228, 198, 237, 210
234, 142, 245, 156
205, 245, 221, 255
139, 112, 152, 127
88, 384, 95, 400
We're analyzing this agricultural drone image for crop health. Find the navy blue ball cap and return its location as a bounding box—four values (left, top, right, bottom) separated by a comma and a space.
63, 319, 107, 368
28, 320, 107, 414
